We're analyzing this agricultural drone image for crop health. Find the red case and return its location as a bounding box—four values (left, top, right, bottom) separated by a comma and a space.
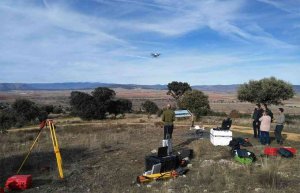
5, 175, 32, 190
282, 147, 297, 155
264, 147, 278, 156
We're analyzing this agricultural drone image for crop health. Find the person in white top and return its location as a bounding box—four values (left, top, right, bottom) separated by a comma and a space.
259, 111, 271, 145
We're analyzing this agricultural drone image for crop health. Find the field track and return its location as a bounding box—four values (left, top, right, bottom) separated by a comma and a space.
8, 121, 300, 142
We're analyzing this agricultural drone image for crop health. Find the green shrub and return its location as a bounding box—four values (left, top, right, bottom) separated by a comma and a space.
207, 111, 227, 117
70, 87, 132, 120
0, 109, 16, 132
108, 99, 132, 115
12, 99, 40, 124
141, 100, 159, 114
178, 90, 210, 118
238, 77, 295, 105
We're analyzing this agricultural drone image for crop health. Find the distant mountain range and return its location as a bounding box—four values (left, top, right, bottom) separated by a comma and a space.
0, 83, 299, 93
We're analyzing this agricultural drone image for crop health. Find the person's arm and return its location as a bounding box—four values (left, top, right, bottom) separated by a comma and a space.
252, 109, 256, 120
259, 116, 263, 122
162, 111, 165, 122
172, 111, 175, 122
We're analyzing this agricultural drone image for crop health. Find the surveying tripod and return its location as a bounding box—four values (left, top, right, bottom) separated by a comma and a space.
16, 119, 64, 179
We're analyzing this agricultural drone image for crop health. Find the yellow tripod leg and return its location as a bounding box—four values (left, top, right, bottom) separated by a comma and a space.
16, 127, 44, 174
48, 120, 64, 179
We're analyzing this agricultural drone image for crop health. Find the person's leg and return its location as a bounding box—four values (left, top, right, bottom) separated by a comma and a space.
168, 125, 174, 139
257, 122, 261, 138
266, 132, 270, 145
253, 121, 257, 138
278, 125, 283, 144
275, 125, 280, 143
260, 131, 263, 144
163, 125, 168, 139
260, 131, 266, 145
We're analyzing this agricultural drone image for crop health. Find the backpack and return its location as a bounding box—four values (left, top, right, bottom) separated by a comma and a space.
277, 148, 294, 158
221, 118, 232, 130
234, 156, 253, 165
229, 139, 240, 150
233, 149, 256, 164
236, 149, 249, 158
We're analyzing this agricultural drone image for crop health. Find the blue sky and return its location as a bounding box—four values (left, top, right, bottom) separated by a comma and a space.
0, 0, 300, 85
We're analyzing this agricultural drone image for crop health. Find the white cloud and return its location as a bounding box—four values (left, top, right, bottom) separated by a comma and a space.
256, 0, 300, 15
0, 0, 299, 84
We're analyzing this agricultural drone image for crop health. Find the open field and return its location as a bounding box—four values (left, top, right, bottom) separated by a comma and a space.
1, 115, 300, 193
1, 89, 300, 192
1, 89, 300, 115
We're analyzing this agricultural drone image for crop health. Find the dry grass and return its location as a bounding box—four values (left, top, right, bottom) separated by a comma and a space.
1, 118, 299, 193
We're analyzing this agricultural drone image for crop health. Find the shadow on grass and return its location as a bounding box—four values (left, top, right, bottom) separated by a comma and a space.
0, 147, 87, 186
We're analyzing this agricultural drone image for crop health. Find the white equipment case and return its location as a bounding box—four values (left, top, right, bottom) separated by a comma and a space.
210, 129, 232, 146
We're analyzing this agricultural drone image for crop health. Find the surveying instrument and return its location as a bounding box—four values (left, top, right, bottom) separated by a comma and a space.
16, 119, 64, 179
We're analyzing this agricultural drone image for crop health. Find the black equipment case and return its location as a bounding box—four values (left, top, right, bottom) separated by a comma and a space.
145, 155, 179, 172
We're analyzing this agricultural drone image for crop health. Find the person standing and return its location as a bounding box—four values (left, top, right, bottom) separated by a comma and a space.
263, 104, 274, 122
252, 104, 263, 138
162, 104, 175, 140
275, 108, 285, 145
259, 111, 271, 145
161, 104, 175, 155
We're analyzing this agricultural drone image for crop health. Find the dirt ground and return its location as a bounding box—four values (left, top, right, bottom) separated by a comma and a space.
1, 115, 299, 193
1, 89, 300, 192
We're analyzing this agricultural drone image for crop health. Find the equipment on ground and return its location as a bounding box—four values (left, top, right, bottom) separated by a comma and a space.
162, 124, 173, 155
145, 155, 179, 173
158, 146, 168, 157
175, 110, 205, 136
16, 119, 64, 179
221, 118, 232, 130
278, 148, 294, 158
137, 170, 178, 183
162, 139, 172, 155
210, 129, 232, 146
233, 149, 256, 165
5, 175, 32, 191
229, 138, 252, 150
281, 147, 297, 155
234, 155, 254, 165
176, 149, 193, 160
264, 147, 279, 156
264, 147, 297, 157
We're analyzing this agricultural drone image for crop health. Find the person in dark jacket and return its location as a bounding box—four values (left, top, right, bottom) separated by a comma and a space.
275, 108, 285, 145
263, 104, 273, 122
252, 104, 263, 138
162, 104, 175, 139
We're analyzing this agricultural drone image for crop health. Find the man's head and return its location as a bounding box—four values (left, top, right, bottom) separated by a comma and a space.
256, 103, 261, 108
263, 104, 268, 108
279, 108, 284, 113
167, 104, 171, 109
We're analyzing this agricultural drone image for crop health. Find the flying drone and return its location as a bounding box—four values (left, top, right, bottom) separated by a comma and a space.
151, 53, 161, 58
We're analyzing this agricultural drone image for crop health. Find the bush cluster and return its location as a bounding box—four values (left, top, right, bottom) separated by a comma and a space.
178, 90, 211, 118
70, 87, 132, 120
0, 99, 66, 132
141, 100, 159, 114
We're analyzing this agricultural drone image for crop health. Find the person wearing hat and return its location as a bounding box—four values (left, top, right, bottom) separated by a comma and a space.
275, 108, 285, 145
